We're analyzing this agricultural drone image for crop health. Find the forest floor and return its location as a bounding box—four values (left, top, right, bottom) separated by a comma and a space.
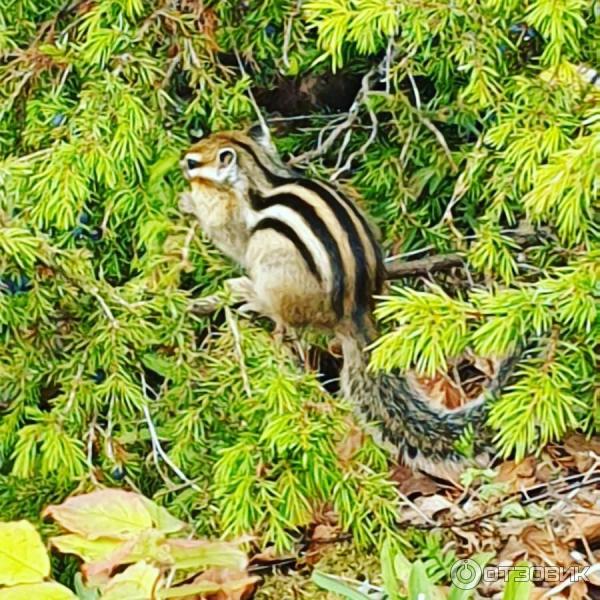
252, 433, 600, 599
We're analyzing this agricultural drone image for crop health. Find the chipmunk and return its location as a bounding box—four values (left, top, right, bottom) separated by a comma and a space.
180, 127, 516, 477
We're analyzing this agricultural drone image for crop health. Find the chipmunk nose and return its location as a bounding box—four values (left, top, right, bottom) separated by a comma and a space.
186, 157, 201, 170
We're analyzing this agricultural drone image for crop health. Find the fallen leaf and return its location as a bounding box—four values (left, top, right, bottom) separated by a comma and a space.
44, 490, 153, 539
563, 434, 600, 473
520, 525, 573, 567
498, 536, 528, 563
399, 494, 455, 523
100, 561, 160, 600
391, 464, 443, 497
168, 568, 258, 600
251, 546, 295, 564
494, 457, 537, 492
83, 529, 167, 586
49, 534, 124, 563
412, 371, 465, 410
565, 511, 600, 544
336, 421, 364, 463
167, 539, 248, 572
0, 521, 50, 586
0, 581, 76, 599
311, 524, 340, 543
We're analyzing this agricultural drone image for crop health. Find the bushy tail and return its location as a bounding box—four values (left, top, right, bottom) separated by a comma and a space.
339, 335, 518, 478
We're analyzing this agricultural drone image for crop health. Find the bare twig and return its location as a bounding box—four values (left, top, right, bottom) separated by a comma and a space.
331, 83, 380, 180
86, 416, 100, 487
90, 287, 119, 328
411, 473, 600, 530
437, 135, 485, 226
282, 0, 302, 70
140, 372, 202, 492
232, 47, 270, 140
225, 306, 252, 398
419, 117, 458, 173
385, 254, 464, 278
64, 363, 85, 414
289, 50, 394, 168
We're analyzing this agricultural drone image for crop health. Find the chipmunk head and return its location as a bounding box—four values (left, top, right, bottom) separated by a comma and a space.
181, 125, 288, 190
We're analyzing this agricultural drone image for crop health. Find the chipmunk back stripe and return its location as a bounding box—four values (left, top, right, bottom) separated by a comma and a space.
234, 140, 382, 296
248, 188, 345, 319
298, 179, 373, 327
251, 217, 323, 283
318, 181, 385, 296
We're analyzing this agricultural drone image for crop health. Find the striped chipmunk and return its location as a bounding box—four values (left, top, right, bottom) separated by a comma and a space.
179, 126, 517, 478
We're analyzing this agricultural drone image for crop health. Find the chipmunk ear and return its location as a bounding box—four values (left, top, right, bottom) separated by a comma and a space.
247, 122, 275, 152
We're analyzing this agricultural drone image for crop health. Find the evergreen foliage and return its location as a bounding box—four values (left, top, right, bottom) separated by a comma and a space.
0, 0, 598, 586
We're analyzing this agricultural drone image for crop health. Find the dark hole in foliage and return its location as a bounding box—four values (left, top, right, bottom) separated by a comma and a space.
39, 383, 63, 412
253, 70, 364, 116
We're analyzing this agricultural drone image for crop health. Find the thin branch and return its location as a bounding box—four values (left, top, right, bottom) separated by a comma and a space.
289, 50, 393, 167
331, 84, 380, 180
232, 47, 270, 140
225, 306, 252, 398
140, 372, 202, 492
419, 116, 458, 173
437, 135, 485, 226
385, 254, 464, 279
90, 287, 119, 328
86, 416, 100, 487
281, 0, 302, 71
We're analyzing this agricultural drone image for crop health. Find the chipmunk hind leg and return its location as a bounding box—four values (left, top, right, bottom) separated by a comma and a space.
249, 259, 331, 329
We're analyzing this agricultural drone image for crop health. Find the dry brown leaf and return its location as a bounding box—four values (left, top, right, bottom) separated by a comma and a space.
567, 580, 589, 600
563, 434, 600, 473
565, 511, 600, 544
311, 524, 341, 544
534, 460, 557, 483
188, 568, 258, 600
529, 586, 549, 599
399, 494, 456, 523
251, 546, 295, 565
495, 457, 537, 491
390, 464, 444, 497
520, 525, 573, 567
413, 371, 465, 409
498, 536, 528, 563
336, 421, 364, 463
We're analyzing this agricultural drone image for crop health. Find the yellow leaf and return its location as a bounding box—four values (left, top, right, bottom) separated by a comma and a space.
43, 490, 153, 539
0, 582, 76, 600
100, 561, 160, 600
0, 521, 50, 586
138, 497, 186, 534
49, 534, 124, 562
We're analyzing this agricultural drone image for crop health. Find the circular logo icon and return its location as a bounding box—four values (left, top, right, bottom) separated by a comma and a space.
451, 559, 482, 590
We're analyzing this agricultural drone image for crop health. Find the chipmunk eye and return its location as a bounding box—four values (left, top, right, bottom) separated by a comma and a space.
218, 148, 236, 167
186, 158, 201, 170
